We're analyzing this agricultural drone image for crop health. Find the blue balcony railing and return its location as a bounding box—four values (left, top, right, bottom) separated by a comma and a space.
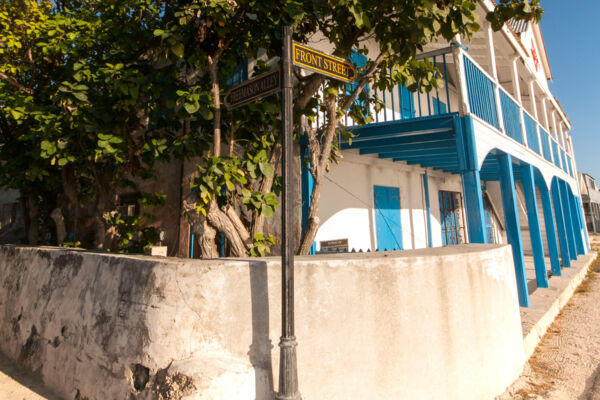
461, 52, 574, 178
552, 140, 561, 168
463, 56, 499, 129
523, 112, 539, 155
540, 128, 552, 162
499, 89, 523, 144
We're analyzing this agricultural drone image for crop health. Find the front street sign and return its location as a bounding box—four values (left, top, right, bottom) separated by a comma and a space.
224, 68, 281, 109
292, 41, 356, 82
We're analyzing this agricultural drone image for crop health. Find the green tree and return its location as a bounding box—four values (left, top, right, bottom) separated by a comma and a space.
161, 0, 543, 256
0, 0, 199, 248
0, 0, 542, 255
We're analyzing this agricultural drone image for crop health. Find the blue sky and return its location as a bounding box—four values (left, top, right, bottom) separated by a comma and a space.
540, 1, 600, 182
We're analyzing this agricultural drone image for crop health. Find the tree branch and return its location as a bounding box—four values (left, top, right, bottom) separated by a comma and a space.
0, 72, 33, 95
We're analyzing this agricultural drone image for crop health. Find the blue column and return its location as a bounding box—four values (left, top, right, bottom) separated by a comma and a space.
559, 181, 577, 260
423, 171, 433, 247
497, 153, 529, 307
540, 186, 561, 276
568, 192, 585, 255
457, 115, 487, 244
551, 180, 571, 267
576, 196, 591, 252
461, 170, 487, 243
521, 165, 548, 287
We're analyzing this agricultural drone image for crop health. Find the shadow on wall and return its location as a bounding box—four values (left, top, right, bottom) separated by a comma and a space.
249, 260, 274, 400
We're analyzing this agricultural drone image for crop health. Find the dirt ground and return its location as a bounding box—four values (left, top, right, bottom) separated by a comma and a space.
497, 252, 600, 400
0, 351, 61, 400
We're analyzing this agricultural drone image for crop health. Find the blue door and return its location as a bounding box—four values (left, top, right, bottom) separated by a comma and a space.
439, 191, 465, 245
373, 185, 403, 251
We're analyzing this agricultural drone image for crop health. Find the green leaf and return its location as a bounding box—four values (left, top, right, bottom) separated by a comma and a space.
258, 162, 274, 177
184, 102, 200, 114
171, 43, 184, 58
73, 92, 88, 102
261, 204, 274, 218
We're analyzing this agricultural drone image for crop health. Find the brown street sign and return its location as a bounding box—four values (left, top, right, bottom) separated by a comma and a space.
292, 42, 356, 82
224, 68, 281, 109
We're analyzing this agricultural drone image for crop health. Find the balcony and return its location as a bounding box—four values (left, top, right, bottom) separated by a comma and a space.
339, 45, 575, 180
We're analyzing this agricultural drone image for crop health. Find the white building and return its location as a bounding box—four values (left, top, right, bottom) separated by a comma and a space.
304, 2, 590, 307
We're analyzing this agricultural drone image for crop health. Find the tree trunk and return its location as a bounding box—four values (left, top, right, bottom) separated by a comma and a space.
198, 217, 219, 258
26, 193, 39, 245
205, 201, 249, 257
251, 144, 281, 238
50, 208, 67, 244
208, 56, 221, 157
297, 93, 339, 254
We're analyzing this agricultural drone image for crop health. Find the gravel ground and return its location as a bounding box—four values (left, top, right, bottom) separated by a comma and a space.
497, 253, 600, 400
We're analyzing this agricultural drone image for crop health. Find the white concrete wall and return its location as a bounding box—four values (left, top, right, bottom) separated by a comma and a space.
0, 244, 526, 400
315, 153, 464, 251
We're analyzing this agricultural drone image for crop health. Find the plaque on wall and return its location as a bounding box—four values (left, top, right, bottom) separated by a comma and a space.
320, 238, 349, 253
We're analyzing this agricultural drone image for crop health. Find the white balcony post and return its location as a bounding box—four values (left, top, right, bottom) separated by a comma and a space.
511, 57, 522, 103
528, 80, 542, 150
511, 57, 527, 145
551, 110, 558, 139
541, 97, 550, 130
451, 35, 470, 116
487, 23, 505, 133
550, 110, 558, 163
528, 80, 538, 120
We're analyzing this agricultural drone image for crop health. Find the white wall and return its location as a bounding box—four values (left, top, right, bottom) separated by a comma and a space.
0, 244, 526, 400
315, 153, 463, 252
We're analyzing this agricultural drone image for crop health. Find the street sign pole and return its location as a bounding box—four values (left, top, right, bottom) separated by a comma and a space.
276, 25, 301, 400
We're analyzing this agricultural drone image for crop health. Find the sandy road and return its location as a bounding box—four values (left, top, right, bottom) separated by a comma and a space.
498, 255, 600, 400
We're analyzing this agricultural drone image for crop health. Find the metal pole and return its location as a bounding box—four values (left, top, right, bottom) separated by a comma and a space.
276, 25, 301, 400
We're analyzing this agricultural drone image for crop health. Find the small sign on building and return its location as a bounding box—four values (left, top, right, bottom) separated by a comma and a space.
320, 238, 349, 253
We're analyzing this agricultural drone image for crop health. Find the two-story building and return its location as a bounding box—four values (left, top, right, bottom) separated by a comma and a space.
305, 1, 590, 307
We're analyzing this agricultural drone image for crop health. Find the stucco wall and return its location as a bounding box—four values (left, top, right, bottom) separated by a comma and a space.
0, 244, 524, 400
316, 153, 464, 251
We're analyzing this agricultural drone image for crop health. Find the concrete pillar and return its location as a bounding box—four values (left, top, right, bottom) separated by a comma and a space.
497, 153, 529, 307
521, 165, 548, 287
540, 185, 562, 276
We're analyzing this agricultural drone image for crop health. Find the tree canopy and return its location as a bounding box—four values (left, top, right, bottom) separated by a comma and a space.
0, 0, 542, 254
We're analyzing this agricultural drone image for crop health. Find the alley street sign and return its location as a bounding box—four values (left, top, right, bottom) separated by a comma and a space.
224, 68, 281, 109
292, 42, 356, 82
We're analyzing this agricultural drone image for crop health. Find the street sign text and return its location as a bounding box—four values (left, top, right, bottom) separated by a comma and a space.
292, 42, 356, 82
224, 68, 281, 109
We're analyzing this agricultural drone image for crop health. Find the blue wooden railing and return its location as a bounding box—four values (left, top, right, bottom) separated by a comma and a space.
540, 128, 552, 162
523, 112, 539, 155
463, 55, 499, 129
567, 155, 573, 177
552, 140, 561, 168
499, 89, 523, 144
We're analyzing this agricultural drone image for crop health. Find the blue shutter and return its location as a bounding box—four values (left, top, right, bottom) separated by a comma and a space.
373, 185, 403, 251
